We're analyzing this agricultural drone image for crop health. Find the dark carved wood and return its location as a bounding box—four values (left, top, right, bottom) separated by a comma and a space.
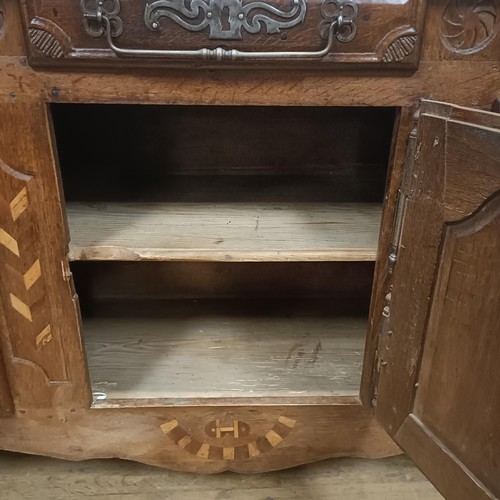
28, 17, 71, 58
382, 35, 417, 63
20, 0, 428, 69
441, 0, 498, 55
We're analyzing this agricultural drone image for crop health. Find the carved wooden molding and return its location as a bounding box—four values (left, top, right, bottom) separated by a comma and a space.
382, 34, 417, 63
28, 17, 72, 58
160, 414, 296, 461
441, 0, 498, 55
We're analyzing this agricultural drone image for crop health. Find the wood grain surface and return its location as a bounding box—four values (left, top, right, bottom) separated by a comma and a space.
0, 452, 442, 499
0, 403, 401, 472
82, 304, 367, 399
20, 0, 427, 69
66, 202, 382, 262
376, 103, 500, 499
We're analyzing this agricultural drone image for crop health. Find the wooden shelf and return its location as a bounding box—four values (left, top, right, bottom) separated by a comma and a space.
67, 202, 382, 262
82, 300, 367, 400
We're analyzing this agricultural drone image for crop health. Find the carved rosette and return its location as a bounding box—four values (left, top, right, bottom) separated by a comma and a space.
441, 0, 498, 54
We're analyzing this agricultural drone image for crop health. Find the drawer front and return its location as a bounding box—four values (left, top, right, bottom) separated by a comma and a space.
21, 0, 426, 69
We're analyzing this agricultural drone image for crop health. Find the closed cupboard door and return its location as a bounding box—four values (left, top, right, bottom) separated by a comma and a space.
374, 101, 500, 499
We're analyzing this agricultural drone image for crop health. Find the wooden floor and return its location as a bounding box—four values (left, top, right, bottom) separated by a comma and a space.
0, 452, 442, 499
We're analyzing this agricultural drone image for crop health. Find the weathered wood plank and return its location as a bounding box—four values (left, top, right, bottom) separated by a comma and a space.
0, 453, 442, 499
83, 301, 367, 400
67, 202, 382, 262
1, 59, 499, 110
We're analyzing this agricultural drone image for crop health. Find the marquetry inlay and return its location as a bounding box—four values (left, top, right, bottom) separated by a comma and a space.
0, 165, 53, 351
160, 414, 296, 461
10, 187, 29, 221
10, 292, 33, 322
0, 227, 19, 256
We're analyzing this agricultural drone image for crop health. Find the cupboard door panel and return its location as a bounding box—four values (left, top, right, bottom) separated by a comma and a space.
412, 194, 500, 494
375, 101, 500, 499
0, 102, 90, 410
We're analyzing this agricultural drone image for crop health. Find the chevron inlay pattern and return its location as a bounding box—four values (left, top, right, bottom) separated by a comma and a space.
23, 259, 42, 290
35, 324, 53, 349
9, 293, 33, 321
9, 187, 29, 221
0, 227, 20, 256
1, 182, 53, 350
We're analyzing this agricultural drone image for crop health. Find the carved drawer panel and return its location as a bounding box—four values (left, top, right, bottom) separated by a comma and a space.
20, 0, 427, 69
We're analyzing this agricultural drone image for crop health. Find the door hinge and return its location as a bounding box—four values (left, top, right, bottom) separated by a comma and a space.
371, 127, 417, 406
389, 126, 417, 276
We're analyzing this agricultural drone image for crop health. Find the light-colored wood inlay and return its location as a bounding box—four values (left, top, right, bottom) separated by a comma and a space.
196, 443, 210, 459
9, 293, 32, 321
10, 187, 28, 221
278, 416, 297, 429
177, 435, 193, 449
67, 202, 382, 262
23, 259, 41, 290
35, 325, 52, 349
266, 430, 284, 447
0, 228, 19, 256
160, 420, 179, 434
223, 447, 235, 461
248, 442, 260, 458
84, 311, 367, 399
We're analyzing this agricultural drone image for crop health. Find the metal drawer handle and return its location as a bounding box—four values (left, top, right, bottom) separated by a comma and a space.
82, 0, 358, 62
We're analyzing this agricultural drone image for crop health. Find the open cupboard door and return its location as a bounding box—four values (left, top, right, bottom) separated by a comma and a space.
373, 101, 500, 500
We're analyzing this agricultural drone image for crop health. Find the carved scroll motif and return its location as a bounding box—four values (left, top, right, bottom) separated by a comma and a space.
441, 0, 498, 54
145, 0, 307, 40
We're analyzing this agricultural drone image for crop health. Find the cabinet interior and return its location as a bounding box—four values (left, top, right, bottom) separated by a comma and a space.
51, 104, 396, 403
